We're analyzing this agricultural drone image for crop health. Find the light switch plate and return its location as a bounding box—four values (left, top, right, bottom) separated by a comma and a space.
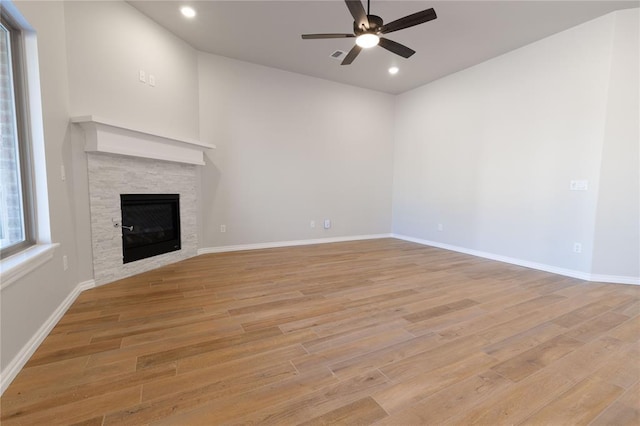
570, 180, 588, 191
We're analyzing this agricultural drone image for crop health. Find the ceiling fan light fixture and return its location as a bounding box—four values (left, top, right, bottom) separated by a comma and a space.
301, 1, 437, 65
355, 33, 380, 48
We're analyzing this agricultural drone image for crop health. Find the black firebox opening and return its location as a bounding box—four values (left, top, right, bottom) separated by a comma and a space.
120, 194, 181, 264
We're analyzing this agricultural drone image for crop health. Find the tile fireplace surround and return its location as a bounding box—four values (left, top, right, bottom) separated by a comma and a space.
73, 116, 213, 286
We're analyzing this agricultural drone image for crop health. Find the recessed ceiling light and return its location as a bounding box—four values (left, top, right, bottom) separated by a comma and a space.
180, 6, 196, 18
388, 67, 399, 75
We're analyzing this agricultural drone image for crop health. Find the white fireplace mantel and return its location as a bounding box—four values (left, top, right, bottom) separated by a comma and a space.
71, 115, 215, 165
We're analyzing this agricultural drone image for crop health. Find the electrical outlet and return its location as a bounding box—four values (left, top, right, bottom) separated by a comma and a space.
60, 164, 66, 181
573, 243, 582, 253
324, 219, 331, 229
220, 224, 226, 233
63, 255, 68, 271
138, 70, 146, 83
149, 74, 156, 87
310, 220, 315, 229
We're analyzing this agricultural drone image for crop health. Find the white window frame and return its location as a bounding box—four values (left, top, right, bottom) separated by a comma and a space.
1, 13, 35, 258
0, 1, 56, 290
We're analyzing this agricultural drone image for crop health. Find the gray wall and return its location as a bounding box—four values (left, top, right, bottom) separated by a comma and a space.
197, 53, 395, 248
64, 1, 200, 140
592, 9, 639, 277
1, 1, 76, 372
392, 10, 639, 278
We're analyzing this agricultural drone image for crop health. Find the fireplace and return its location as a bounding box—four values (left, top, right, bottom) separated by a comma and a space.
75, 116, 207, 285
120, 194, 181, 264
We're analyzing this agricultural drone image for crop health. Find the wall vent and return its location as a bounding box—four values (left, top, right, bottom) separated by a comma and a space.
330, 50, 345, 59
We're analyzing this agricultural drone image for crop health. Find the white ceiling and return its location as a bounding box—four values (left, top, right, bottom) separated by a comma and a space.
128, 1, 638, 94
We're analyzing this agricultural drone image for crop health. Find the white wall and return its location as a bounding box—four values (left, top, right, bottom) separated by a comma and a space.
1, 0, 77, 373
64, 1, 199, 140
592, 9, 640, 277
392, 10, 639, 279
198, 54, 394, 248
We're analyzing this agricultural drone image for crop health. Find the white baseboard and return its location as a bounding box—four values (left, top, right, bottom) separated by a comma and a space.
393, 234, 640, 286
0, 279, 96, 395
197, 233, 393, 255
587, 274, 640, 286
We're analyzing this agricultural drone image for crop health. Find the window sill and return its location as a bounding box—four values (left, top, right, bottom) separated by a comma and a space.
0, 243, 60, 291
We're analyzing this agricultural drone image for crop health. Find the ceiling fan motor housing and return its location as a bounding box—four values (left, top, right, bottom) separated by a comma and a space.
301, 1, 437, 65
354, 14, 383, 35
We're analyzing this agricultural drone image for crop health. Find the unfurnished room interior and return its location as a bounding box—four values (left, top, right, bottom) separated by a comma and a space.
0, 0, 638, 424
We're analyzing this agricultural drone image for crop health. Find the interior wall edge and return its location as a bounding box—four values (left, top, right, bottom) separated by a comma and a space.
393, 234, 640, 286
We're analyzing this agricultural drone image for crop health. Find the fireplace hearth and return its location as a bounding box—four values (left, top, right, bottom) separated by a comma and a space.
120, 194, 181, 263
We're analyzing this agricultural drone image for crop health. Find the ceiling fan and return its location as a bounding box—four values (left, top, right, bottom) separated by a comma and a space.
301, 0, 437, 65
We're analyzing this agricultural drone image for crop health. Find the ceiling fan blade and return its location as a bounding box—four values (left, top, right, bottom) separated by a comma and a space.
302, 34, 356, 39
341, 44, 362, 65
345, 0, 369, 30
378, 37, 415, 58
380, 8, 437, 34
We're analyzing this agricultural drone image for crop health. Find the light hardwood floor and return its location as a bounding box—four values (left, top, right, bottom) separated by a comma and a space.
1, 238, 639, 425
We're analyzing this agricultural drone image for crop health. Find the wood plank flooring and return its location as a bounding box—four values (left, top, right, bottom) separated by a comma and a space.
1, 238, 639, 425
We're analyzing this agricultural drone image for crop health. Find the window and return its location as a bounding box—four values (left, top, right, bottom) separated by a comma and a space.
0, 13, 34, 258
0, 4, 55, 289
